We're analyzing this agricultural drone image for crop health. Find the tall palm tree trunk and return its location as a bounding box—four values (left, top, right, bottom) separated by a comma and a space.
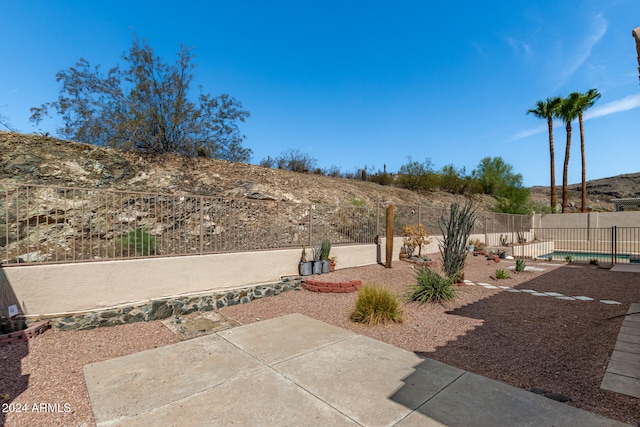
562, 122, 572, 213
547, 116, 557, 212
579, 114, 587, 212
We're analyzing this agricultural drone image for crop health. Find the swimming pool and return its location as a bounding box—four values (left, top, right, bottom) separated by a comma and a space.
539, 250, 640, 264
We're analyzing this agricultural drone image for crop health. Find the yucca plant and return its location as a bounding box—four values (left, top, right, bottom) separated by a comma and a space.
351, 285, 402, 325
515, 259, 526, 272
408, 267, 456, 304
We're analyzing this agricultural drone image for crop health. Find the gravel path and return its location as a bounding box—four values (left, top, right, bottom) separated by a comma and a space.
2, 254, 639, 426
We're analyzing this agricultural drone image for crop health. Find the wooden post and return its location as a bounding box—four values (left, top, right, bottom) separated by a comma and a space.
386, 205, 394, 268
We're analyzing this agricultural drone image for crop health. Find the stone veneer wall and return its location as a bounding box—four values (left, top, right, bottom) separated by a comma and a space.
37, 277, 302, 331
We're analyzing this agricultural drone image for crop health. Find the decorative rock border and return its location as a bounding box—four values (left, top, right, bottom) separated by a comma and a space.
0, 320, 50, 346
302, 279, 362, 293
26, 276, 302, 331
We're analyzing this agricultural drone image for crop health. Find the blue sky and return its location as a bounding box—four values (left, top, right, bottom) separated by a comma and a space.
1, 1, 639, 187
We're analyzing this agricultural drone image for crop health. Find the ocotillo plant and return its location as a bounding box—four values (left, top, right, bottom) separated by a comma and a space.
439, 201, 476, 279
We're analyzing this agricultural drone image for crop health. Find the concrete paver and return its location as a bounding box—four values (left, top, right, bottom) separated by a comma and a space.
602, 303, 640, 399
418, 371, 626, 427
217, 313, 355, 364
85, 314, 630, 427
108, 368, 359, 427
611, 265, 640, 273
277, 335, 463, 426
84, 334, 263, 424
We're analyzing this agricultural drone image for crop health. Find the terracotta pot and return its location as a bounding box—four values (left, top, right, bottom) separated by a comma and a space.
399, 252, 408, 259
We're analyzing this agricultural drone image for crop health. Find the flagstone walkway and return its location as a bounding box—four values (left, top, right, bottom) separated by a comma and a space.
462, 279, 622, 305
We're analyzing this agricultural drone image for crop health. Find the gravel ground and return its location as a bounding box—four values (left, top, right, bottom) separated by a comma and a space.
2, 254, 639, 426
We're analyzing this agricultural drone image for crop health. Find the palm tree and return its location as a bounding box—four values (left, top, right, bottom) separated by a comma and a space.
528, 97, 562, 212
575, 89, 601, 212
557, 92, 582, 213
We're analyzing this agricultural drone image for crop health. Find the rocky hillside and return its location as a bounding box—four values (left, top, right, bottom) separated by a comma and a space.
2, 131, 637, 212
5, 131, 637, 265
530, 173, 640, 212
0, 131, 495, 211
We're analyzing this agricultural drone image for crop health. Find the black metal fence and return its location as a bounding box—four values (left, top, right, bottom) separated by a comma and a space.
535, 227, 640, 264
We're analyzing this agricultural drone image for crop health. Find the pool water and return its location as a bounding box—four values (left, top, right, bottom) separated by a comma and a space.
539, 251, 640, 264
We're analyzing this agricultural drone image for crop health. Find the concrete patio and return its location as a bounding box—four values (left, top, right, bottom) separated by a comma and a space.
84, 314, 629, 427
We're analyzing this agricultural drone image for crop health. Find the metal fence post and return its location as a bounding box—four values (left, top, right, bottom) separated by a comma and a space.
376, 200, 380, 238
309, 203, 313, 247
199, 196, 204, 255
611, 226, 616, 265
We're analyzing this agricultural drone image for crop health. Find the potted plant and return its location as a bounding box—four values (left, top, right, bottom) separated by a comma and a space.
312, 245, 323, 275
329, 256, 337, 272
399, 245, 408, 259
517, 231, 527, 244
320, 239, 331, 274
299, 245, 313, 276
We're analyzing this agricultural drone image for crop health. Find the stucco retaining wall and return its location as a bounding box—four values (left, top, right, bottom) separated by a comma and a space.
1, 244, 377, 317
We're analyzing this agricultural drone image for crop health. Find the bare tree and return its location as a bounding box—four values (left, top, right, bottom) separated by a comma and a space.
30, 35, 251, 161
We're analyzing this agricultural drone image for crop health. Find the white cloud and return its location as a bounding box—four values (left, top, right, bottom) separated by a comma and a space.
505, 37, 532, 57
509, 93, 640, 142
509, 124, 547, 141
557, 14, 608, 85
584, 93, 640, 120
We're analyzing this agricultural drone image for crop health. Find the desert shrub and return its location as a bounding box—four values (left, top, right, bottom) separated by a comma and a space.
120, 227, 155, 256
351, 285, 402, 325
439, 201, 476, 279
402, 224, 432, 258
565, 255, 573, 263
260, 149, 318, 173
397, 157, 438, 192
438, 164, 467, 194
408, 268, 456, 304
495, 269, 510, 279
468, 238, 485, 250
515, 259, 526, 272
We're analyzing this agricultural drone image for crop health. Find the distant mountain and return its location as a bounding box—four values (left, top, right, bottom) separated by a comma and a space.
530, 172, 640, 211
